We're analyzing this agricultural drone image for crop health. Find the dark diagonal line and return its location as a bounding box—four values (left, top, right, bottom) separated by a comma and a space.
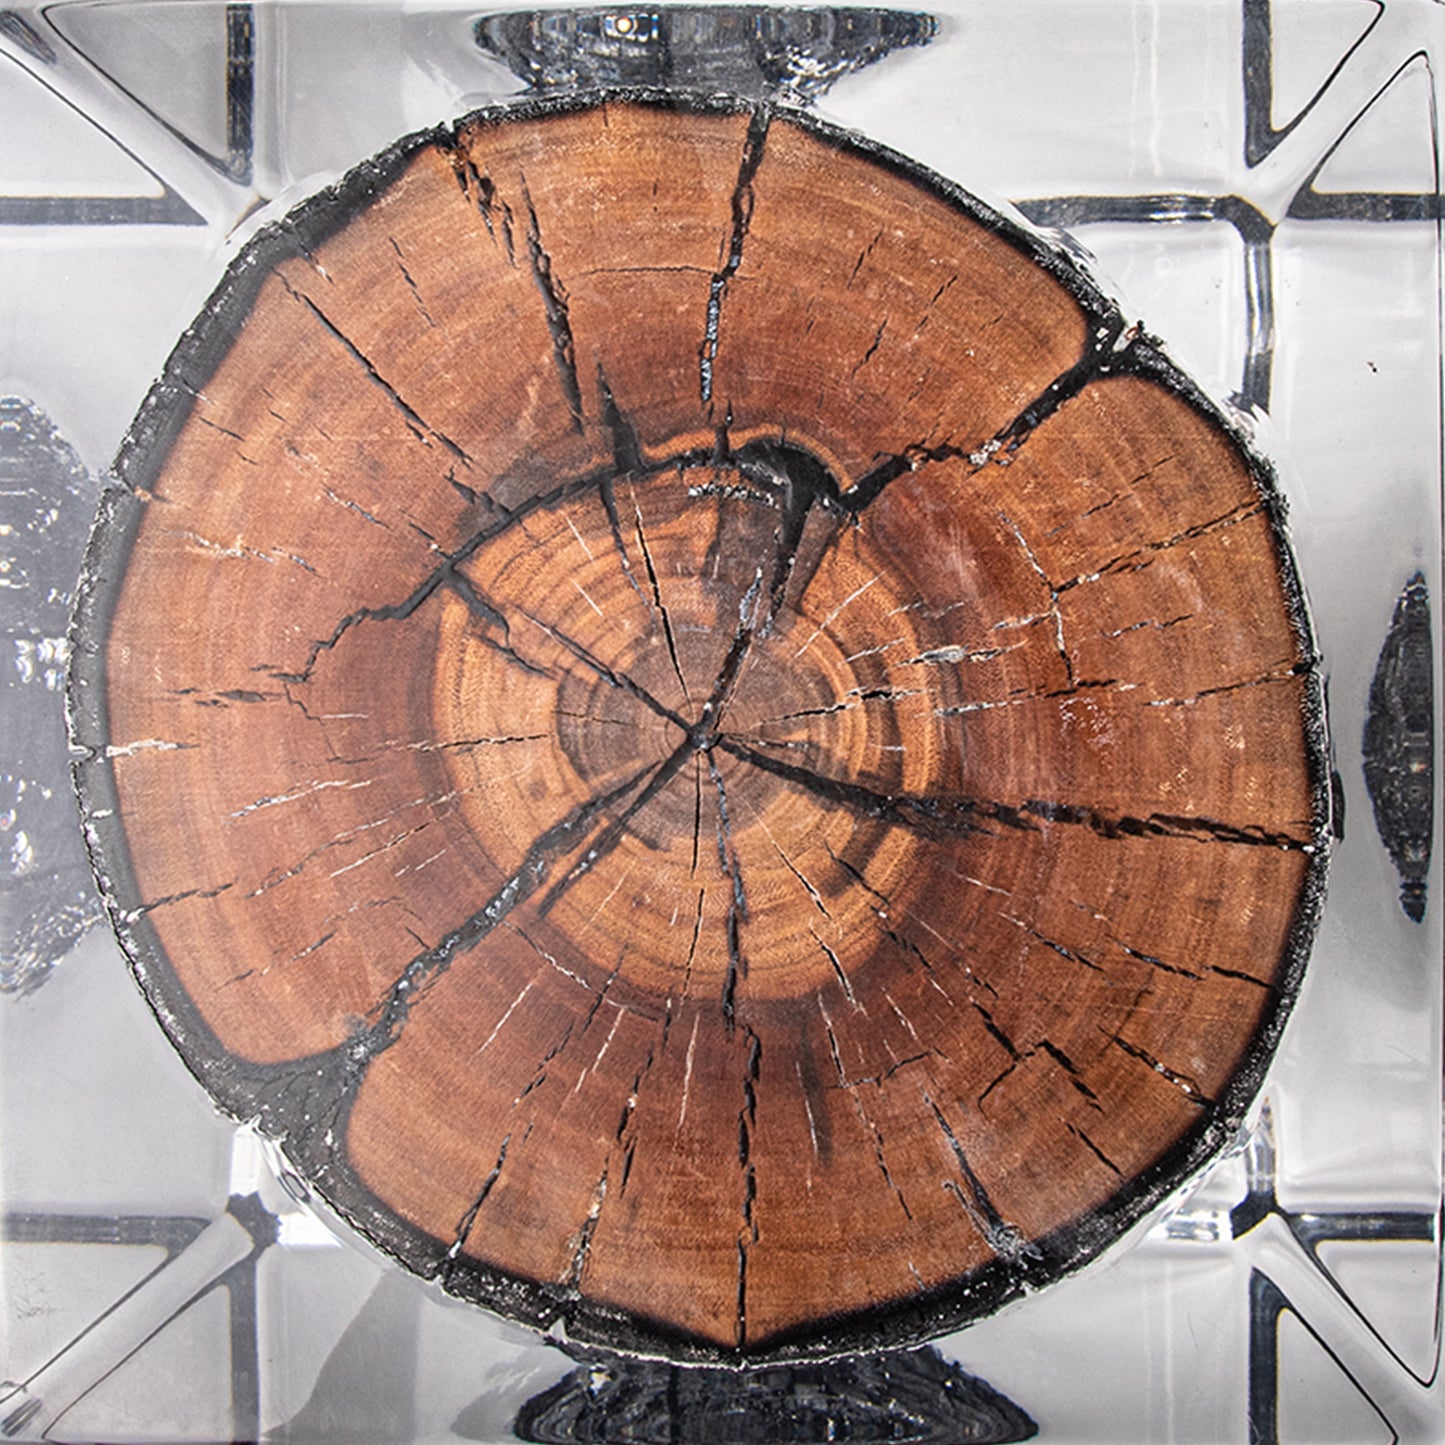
536, 738, 696, 916
720, 739, 1315, 853
700, 567, 766, 725
700, 107, 771, 406
716, 738, 1011, 840
288, 282, 474, 467
697, 458, 823, 728
281, 444, 718, 692
925, 1092, 1037, 1262
354, 761, 661, 1069
708, 754, 748, 919
633, 500, 692, 706
520, 609, 690, 733
521, 177, 585, 432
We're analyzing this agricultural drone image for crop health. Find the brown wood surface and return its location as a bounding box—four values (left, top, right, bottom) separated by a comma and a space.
76, 97, 1327, 1359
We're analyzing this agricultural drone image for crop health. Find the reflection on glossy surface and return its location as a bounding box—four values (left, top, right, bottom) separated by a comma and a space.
0, 397, 101, 994
511, 1345, 1036, 1444
474, 7, 936, 102
1363, 572, 1433, 923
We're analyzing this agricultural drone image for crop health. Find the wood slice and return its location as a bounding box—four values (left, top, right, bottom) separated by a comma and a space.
71, 93, 1329, 1362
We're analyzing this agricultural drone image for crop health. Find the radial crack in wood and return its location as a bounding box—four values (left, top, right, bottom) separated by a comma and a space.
73, 95, 1328, 1364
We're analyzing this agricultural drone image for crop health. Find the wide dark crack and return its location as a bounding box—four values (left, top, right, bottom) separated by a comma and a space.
701, 107, 771, 407
446, 572, 554, 680
389, 235, 438, 328
535, 737, 696, 916
694, 442, 841, 732
924, 1092, 1036, 1263
1067, 1122, 1123, 1177
521, 178, 585, 433
519, 606, 691, 734
597, 361, 644, 476
708, 757, 749, 919
339, 759, 665, 1082
272, 468, 609, 688
992, 317, 1139, 456
715, 740, 1016, 841
1020, 798, 1313, 851
445, 143, 517, 263
277, 425, 844, 736
285, 278, 475, 468
631, 499, 693, 706
716, 739, 1314, 853
1105, 1031, 1215, 1107
444, 1133, 510, 1270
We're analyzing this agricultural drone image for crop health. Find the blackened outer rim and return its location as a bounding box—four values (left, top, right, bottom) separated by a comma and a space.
68, 88, 1332, 1368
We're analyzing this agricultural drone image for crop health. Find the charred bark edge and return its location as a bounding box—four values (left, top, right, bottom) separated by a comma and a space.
68, 90, 1333, 1367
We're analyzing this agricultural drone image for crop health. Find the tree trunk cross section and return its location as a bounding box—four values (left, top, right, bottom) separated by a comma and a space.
72, 95, 1329, 1363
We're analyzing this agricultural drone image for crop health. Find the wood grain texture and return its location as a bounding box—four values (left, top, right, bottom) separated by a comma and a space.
72, 94, 1329, 1361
